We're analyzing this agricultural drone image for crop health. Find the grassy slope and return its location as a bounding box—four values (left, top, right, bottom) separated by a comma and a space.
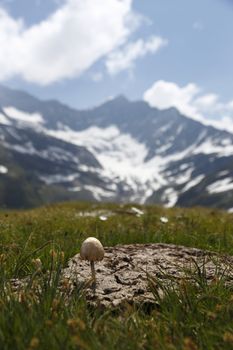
0, 202, 233, 349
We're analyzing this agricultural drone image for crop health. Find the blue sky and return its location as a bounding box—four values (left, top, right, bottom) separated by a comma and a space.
0, 0, 232, 130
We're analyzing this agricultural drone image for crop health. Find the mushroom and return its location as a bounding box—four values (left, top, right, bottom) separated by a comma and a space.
80, 237, 104, 286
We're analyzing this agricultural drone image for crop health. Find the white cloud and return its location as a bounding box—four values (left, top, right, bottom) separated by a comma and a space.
143, 80, 233, 133
106, 36, 167, 75
143, 80, 200, 118
0, 0, 141, 84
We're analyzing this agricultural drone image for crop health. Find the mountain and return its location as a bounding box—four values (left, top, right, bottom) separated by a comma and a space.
0, 84, 233, 210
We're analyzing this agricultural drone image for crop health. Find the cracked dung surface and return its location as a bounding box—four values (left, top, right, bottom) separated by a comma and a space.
63, 243, 233, 308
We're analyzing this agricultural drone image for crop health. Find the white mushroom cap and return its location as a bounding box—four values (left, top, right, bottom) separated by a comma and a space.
80, 237, 104, 262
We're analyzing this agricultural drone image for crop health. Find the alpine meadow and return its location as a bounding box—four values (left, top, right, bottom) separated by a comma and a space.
0, 0, 233, 349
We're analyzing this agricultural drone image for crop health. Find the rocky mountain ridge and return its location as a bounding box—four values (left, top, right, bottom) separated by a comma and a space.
0, 84, 232, 210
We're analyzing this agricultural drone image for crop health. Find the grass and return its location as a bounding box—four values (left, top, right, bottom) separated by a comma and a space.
0, 201, 233, 349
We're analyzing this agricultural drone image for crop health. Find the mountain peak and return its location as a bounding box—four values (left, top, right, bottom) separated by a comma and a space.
114, 94, 129, 102
106, 95, 129, 105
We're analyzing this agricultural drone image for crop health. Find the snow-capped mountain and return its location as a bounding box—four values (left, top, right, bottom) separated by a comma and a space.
0, 84, 233, 210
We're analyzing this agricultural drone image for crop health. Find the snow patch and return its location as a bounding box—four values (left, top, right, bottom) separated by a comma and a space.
45, 124, 233, 204
181, 175, 205, 192
69, 186, 81, 192
218, 170, 229, 177
0, 113, 11, 125
179, 163, 191, 171
163, 188, 178, 207
84, 185, 115, 201
39, 173, 79, 185
48, 125, 148, 177
193, 138, 233, 157
207, 178, 233, 194
175, 167, 194, 185
47, 125, 166, 202
157, 142, 173, 154
3, 107, 44, 124
0, 165, 8, 174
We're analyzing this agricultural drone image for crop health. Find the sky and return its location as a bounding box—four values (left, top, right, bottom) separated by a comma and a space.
0, 0, 233, 130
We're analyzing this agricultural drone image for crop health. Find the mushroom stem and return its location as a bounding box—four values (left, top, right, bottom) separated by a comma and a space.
90, 260, 95, 280
90, 260, 96, 291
